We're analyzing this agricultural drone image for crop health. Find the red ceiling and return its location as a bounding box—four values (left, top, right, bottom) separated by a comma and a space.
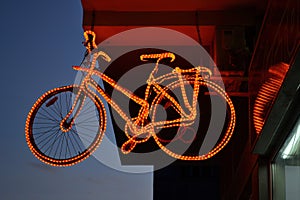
81, 0, 267, 46
81, 0, 266, 11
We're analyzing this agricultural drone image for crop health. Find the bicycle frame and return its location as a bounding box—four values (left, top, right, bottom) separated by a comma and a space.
62, 50, 209, 153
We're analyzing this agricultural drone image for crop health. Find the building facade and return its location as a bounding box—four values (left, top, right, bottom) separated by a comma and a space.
80, 0, 300, 199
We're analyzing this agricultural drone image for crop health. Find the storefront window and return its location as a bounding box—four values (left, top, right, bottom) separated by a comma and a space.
272, 117, 300, 200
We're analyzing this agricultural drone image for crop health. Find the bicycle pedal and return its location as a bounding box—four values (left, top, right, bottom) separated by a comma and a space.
121, 140, 137, 154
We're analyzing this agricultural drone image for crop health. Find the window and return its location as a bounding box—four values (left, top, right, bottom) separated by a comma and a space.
272, 117, 300, 200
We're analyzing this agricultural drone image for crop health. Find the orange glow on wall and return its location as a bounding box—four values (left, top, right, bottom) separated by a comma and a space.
253, 62, 289, 135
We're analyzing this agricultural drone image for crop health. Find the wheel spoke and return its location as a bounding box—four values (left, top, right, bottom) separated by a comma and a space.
36, 111, 60, 123
38, 128, 61, 152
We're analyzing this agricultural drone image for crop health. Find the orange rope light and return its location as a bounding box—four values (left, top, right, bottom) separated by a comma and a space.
25, 31, 236, 166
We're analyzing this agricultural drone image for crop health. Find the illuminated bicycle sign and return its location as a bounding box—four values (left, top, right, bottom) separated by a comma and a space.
25, 28, 236, 170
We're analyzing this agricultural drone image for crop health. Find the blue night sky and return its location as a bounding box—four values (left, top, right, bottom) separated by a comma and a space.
0, 0, 152, 199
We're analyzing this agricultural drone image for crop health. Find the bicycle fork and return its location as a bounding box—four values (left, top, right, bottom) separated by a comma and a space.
59, 86, 87, 133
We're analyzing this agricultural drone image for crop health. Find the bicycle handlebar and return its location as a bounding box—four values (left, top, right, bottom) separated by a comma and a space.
95, 51, 111, 62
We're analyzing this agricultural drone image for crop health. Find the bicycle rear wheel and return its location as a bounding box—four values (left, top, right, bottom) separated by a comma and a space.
151, 78, 235, 160
25, 85, 106, 166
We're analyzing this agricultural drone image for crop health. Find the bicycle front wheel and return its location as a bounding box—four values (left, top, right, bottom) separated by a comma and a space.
25, 85, 106, 166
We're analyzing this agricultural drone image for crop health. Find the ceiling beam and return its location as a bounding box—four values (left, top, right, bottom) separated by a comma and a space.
83, 10, 257, 26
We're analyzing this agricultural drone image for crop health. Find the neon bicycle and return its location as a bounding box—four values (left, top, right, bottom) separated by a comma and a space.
25, 31, 236, 166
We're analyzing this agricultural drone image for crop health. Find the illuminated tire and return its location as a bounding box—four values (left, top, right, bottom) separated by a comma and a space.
151, 78, 236, 160
25, 85, 106, 166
